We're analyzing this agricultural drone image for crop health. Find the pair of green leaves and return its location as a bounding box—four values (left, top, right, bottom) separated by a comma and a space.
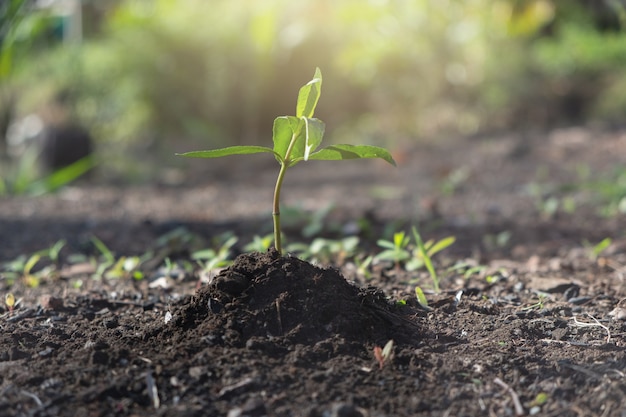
177, 68, 396, 168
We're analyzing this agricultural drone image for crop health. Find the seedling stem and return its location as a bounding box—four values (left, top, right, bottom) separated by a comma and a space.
272, 131, 298, 252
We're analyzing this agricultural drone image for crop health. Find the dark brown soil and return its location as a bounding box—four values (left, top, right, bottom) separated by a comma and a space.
2, 127, 626, 416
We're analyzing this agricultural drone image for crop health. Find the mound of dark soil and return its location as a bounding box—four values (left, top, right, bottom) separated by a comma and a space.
2, 252, 426, 417
175, 249, 421, 349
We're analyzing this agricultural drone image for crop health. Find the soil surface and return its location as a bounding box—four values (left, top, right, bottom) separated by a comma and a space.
2, 126, 626, 416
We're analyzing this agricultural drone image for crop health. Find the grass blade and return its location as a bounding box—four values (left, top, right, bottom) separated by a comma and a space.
412, 226, 439, 293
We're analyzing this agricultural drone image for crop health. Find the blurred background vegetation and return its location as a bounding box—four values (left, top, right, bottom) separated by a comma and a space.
1, 0, 626, 188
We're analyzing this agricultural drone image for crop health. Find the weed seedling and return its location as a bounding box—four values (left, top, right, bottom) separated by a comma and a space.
522, 293, 548, 311
411, 226, 455, 293
375, 231, 411, 269
5, 293, 15, 314
449, 261, 508, 284
583, 237, 612, 261
373, 339, 394, 370
415, 286, 431, 310
1, 239, 68, 287
2, 253, 42, 287
288, 236, 360, 264
178, 68, 396, 254
192, 233, 238, 278
354, 254, 374, 280
244, 234, 274, 253
106, 256, 144, 280
36, 239, 66, 265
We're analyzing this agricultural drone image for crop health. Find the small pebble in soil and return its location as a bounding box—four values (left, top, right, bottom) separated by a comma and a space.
208, 298, 223, 313
227, 397, 267, 417
609, 307, 626, 320
38, 347, 54, 357
324, 403, 367, 417
568, 296, 591, 305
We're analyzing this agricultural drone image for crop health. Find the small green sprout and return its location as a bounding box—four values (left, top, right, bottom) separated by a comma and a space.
106, 256, 144, 280
5, 293, 15, 314
287, 236, 360, 264
449, 261, 508, 284
91, 236, 116, 265
244, 234, 274, 253
415, 286, 431, 310
177, 68, 396, 254
374, 227, 454, 291
411, 226, 455, 293
87, 236, 144, 280
373, 339, 394, 370
22, 254, 41, 286
31, 239, 66, 265
531, 392, 549, 407
192, 234, 238, 272
89, 236, 116, 279
522, 293, 548, 311
354, 254, 374, 280
450, 262, 488, 279
2, 253, 42, 287
375, 231, 411, 269
1, 239, 68, 286
583, 237, 612, 261
407, 230, 455, 271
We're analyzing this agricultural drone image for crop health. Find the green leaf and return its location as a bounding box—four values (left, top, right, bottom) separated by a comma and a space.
376, 240, 398, 250
393, 231, 409, 248
302, 117, 325, 161
28, 156, 96, 196
91, 236, 115, 265
427, 236, 456, 257
412, 227, 439, 293
23, 254, 40, 275
273, 116, 325, 165
309, 144, 397, 166
415, 287, 430, 309
296, 67, 322, 119
272, 116, 299, 161
48, 239, 66, 262
592, 237, 612, 258
177, 146, 279, 161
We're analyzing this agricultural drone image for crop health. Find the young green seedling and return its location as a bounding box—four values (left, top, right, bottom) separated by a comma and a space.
375, 231, 411, 269
244, 234, 274, 253
2, 253, 42, 287
192, 234, 238, 272
415, 286, 431, 310
583, 237, 612, 261
5, 293, 15, 314
411, 226, 455, 293
177, 68, 396, 254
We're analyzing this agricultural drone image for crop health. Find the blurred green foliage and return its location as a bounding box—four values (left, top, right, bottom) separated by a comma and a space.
4, 0, 626, 181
